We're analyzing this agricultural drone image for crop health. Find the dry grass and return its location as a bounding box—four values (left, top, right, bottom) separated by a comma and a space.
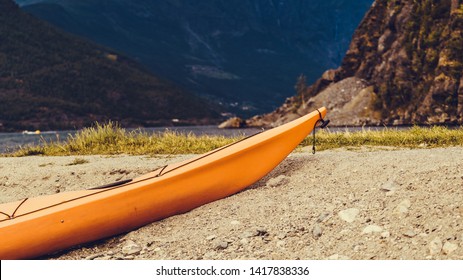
5, 122, 463, 157
304, 126, 463, 150
9, 122, 239, 157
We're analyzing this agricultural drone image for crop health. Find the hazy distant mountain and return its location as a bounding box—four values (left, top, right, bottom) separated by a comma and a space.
18, 0, 373, 116
0, 0, 220, 132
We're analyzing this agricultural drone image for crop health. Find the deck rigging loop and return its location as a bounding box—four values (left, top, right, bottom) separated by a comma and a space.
312, 109, 330, 154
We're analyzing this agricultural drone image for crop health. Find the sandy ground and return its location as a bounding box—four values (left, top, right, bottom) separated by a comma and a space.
1, 147, 462, 260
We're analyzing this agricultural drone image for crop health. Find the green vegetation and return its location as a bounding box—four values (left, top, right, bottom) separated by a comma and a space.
4, 122, 463, 157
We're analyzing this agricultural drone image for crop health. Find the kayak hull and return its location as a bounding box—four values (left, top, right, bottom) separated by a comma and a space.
0, 108, 327, 259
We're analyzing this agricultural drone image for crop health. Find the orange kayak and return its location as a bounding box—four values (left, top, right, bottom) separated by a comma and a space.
0, 107, 327, 259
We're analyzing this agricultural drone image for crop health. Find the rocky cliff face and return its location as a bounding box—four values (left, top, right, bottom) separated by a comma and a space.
246, 0, 463, 127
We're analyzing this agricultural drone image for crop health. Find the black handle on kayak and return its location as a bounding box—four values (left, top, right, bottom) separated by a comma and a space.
312, 110, 330, 154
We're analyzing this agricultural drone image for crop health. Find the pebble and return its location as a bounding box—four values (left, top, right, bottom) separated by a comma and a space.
206, 235, 217, 241
380, 180, 397, 192
85, 253, 104, 260
94, 256, 112, 260
429, 237, 443, 255
277, 233, 287, 240
403, 230, 417, 238
381, 231, 391, 238
213, 240, 229, 250
312, 224, 323, 239
338, 208, 360, 223
240, 231, 256, 239
362, 225, 383, 234
442, 242, 458, 255
316, 212, 331, 223
122, 241, 142, 255
393, 199, 411, 215
327, 254, 351, 260
203, 252, 216, 259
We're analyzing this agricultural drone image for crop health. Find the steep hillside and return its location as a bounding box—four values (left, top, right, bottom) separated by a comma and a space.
0, 0, 220, 132
18, 0, 373, 116
246, 0, 463, 127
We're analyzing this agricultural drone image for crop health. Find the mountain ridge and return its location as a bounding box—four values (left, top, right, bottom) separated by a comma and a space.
18, 0, 373, 116
0, 0, 220, 132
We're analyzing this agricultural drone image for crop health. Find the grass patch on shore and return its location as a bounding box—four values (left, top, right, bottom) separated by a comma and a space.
9, 122, 239, 157
303, 126, 463, 150
5, 122, 463, 157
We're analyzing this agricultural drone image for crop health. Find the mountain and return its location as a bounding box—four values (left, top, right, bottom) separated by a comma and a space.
17, 0, 373, 117
246, 0, 463, 127
0, 0, 220, 132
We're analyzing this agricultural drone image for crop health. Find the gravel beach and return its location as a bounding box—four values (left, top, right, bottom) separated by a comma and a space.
1, 147, 462, 260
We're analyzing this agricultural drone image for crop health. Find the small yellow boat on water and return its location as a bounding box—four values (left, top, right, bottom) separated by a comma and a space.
0, 107, 328, 259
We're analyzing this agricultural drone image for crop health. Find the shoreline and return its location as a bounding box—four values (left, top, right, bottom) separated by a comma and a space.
1, 147, 462, 260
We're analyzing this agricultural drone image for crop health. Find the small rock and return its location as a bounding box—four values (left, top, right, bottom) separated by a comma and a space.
316, 212, 331, 223
362, 225, 383, 234
206, 235, 217, 241
240, 231, 256, 238
338, 208, 360, 223
429, 237, 443, 255
122, 241, 142, 255
85, 253, 104, 260
442, 242, 458, 255
265, 175, 289, 188
312, 224, 323, 239
393, 199, 411, 215
277, 233, 287, 240
218, 117, 245, 128
380, 180, 397, 192
213, 240, 229, 250
403, 230, 417, 238
381, 231, 391, 238
94, 256, 112, 260
113, 254, 124, 260
327, 254, 351, 260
